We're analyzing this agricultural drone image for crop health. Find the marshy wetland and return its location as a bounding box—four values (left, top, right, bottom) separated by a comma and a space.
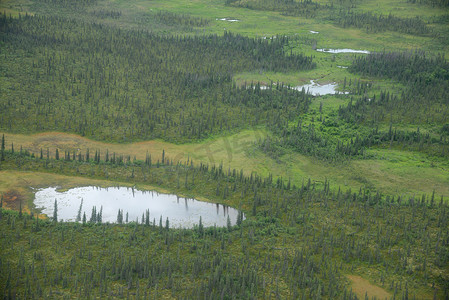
0, 0, 448, 298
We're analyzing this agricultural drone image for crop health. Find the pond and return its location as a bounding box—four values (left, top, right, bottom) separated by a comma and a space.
217, 18, 239, 22
34, 187, 243, 228
256, 80, 347, 96
293, 80, 348, 96
316, 48, 370, 54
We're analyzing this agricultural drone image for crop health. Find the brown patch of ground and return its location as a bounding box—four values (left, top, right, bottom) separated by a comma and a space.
2, 189, 25, 211
347, 275, 391, 300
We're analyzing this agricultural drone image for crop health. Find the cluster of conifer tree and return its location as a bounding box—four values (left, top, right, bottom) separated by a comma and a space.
26, 0, 210, 32
0, 14, 314, 142
261, 117, 449, 162
350, 51, 448, 87
333, 11, 430, 35
342, 52, 449, 126
259, 125, 444, 164
90, 9, 122, 20
226, 0, 326, 17
30, 0, 98, 15
259, 120, 364, 162
255, 64, 448, 161
259, 53, 449, 162
0, 142, 448, 298
339, 92, 448, 129
330, 52, 449, 159
153, 11, 210, 28
258, 108, 449, 162
37, 0, 97, 6
407, 0, 449, 7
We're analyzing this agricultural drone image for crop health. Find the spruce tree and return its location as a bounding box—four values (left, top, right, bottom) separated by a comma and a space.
237, 210, 243, 227
90, 206, 97, 223
53, 199, 58, 222
1, 134, 5, 161
227, 214, 232, 231
98, 206, 102, 224
145, 209, 150, 226
19, 199, 22, 218
198, 216, 203, 236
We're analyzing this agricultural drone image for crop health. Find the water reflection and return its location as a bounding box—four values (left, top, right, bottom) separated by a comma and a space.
257, 80, 348, 96
34, 186, 242, 228
293, 80, 348, 96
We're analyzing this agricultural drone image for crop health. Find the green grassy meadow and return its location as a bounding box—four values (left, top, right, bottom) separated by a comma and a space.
2, 130, 448, 199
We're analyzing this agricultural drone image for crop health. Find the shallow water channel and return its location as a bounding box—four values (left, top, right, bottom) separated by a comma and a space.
34, 186, 242, 228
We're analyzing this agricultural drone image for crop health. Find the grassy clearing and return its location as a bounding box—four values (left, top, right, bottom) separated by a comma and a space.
355, 148, 449, 193
350, 0, 447, 19
2, 131, 448, 200
0, 0, 34, 17
346, 275, 391, 300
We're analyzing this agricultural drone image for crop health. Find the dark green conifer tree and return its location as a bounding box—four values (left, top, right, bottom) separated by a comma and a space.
1, 134, 5, 161
53, 199, 58, 222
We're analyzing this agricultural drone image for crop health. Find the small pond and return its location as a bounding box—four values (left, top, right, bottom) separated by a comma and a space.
256, 80, 347, 96
34, 187, 243, 228
217, 18, 239, 22
316, 48, 370, 54
293, 80, 348, 96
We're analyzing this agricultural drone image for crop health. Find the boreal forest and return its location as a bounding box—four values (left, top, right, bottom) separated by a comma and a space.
0, 0, 448, 298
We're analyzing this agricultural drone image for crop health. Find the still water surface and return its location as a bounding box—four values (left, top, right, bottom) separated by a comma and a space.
293, 80, 348, 96
34, 186, 242, 228
316, 48, 370, 54
258, 80, 347, 96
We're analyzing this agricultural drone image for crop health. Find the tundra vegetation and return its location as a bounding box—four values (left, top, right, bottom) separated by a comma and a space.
0, 0, 448, 298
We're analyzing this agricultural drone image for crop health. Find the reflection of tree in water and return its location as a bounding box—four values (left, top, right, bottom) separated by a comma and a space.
33, 186, 242, 227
